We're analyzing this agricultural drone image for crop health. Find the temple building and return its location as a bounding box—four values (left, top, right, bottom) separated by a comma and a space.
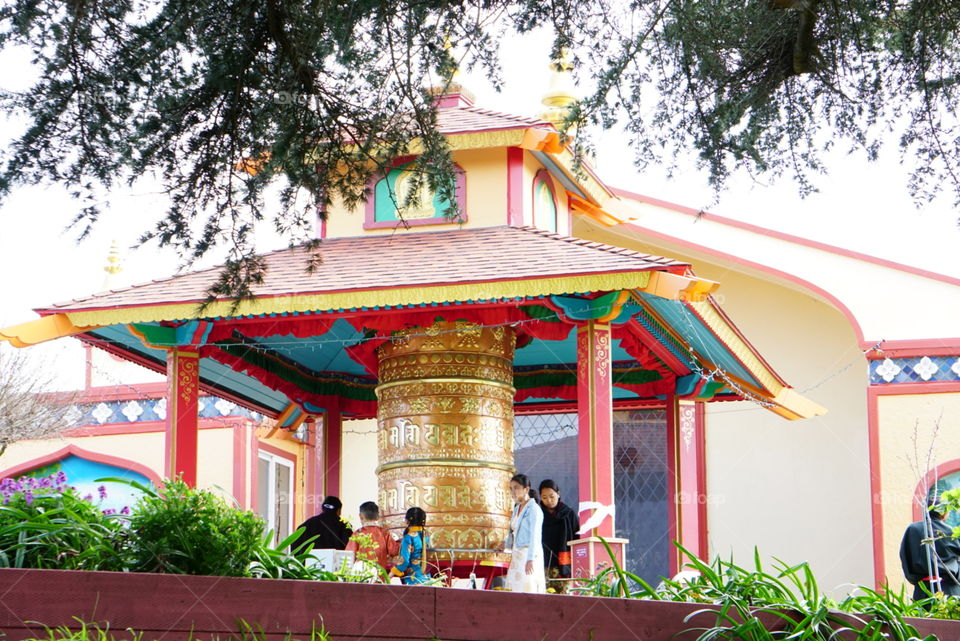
2, 63, 957, 592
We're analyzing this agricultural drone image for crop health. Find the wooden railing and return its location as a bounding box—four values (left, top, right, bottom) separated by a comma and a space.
2, 569, 959, 641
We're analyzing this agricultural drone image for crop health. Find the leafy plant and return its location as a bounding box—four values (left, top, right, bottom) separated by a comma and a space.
21, 620, 142, 641
120, 477, 263, 576
248, 528, 337, 581
0, 473, 129, 571
20, 618, 330, 641
576, 539, 950, 641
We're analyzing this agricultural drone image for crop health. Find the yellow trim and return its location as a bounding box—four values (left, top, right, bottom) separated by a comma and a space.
569, 193, 621, 226
0, 314, 102, 348
687, 299, 783, 393
769, 388, 828, 421
520, 129, 564, 153
333, 125, 610, 207
59, 272, 654, 327
551, 148, 614, 205
275, 403, 298, 426
638, 272, 719, 302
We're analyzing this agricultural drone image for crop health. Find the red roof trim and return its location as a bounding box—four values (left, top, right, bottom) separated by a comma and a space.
621, 221, 869, 348
613, 187, 960, 286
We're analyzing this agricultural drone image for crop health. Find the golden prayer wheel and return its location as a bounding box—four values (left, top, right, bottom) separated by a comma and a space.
375, 320, 516, 564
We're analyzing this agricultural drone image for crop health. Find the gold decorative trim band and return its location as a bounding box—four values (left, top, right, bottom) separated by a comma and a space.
375, 377, 516, 394
56, 271, 653, 327
376, 458, 516, 474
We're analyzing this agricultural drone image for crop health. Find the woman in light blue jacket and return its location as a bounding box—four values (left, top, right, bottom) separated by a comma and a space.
499, 473, 545, 593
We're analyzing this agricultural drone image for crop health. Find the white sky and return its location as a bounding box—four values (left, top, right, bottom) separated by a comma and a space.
0, 28, 958, 386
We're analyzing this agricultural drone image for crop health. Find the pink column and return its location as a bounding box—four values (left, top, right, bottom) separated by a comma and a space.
570, 321, 628, 578
322, 408, 343, 498
165, 349, 200, 486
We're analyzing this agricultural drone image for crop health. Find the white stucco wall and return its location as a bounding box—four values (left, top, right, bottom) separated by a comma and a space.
575, 219, 874, 593
608, 194, 960, 343
339, 418, 380, 524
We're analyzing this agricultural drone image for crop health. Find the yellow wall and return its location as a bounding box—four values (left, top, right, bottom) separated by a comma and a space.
0, 432, 165, 480
339, 418, 379, 525
323, 148, 508, 239
574, 219, 875, 593
877, 391, 960, 589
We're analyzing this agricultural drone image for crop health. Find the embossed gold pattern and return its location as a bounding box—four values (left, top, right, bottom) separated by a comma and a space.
375, 321, 517, 564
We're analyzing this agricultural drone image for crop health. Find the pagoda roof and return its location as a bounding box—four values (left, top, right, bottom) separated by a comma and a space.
2, 224, 823, 423
40, 226, 687, 326
436, 104, 550, 135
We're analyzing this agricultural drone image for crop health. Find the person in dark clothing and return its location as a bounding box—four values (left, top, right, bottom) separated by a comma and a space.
539, 479, 580, 593
291, 495, 353, 553
900, 497, 960, 601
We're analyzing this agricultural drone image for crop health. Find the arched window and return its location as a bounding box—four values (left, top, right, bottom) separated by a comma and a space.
925, 468, 960, 528
2, 445, 157, 514
365, 159, 467, 229
532, 169, 558, 233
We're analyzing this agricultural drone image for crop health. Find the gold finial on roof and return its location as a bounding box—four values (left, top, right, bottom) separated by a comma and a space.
540, 48, 579, 132
429, 35, 475, 108
443, 34, 462, 83
102, 240, 122, 290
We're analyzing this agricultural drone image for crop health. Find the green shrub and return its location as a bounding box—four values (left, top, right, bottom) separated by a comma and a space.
0, 473, 128, 570
125, 477, 263, 576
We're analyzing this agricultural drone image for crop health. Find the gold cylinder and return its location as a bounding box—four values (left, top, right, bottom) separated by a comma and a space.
376, 321, 515, 562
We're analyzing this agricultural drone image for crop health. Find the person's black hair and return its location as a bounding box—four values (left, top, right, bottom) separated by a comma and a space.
359, 501, 379, 521
511, 473, 531, 489
321, 495, 342, 512
539, 479, 560, 494
528, 488, 538, 501
927, 494, 947, 519
404, 506, 427, 536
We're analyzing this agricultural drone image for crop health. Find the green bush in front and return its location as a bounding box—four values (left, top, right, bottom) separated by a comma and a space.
125, 477, 263, 576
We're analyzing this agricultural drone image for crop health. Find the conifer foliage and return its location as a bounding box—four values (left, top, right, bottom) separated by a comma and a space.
0, 1, 958, 295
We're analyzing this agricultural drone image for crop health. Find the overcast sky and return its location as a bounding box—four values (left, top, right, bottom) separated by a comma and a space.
1, 27, 957, 387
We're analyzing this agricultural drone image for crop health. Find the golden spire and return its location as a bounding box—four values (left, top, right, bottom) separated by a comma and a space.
102, 240, 122, 290
444, 34, 462, 83
540, 48, 579, 132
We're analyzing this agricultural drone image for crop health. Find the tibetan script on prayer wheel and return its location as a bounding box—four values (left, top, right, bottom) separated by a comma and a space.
376, 320, 515, 563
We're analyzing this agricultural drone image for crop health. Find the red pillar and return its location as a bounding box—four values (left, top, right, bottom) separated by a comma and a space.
303, 415, 325, 514
322, 408, 342, 498
165, 349, 200, 486
570, 321, 628, 578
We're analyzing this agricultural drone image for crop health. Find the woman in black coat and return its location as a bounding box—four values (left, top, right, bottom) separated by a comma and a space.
539, 479, 580, 593
291, 495, 353, 553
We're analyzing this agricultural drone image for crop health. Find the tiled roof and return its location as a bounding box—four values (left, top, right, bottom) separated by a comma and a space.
436, 104, 549, 134
44, 226, 686, 313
